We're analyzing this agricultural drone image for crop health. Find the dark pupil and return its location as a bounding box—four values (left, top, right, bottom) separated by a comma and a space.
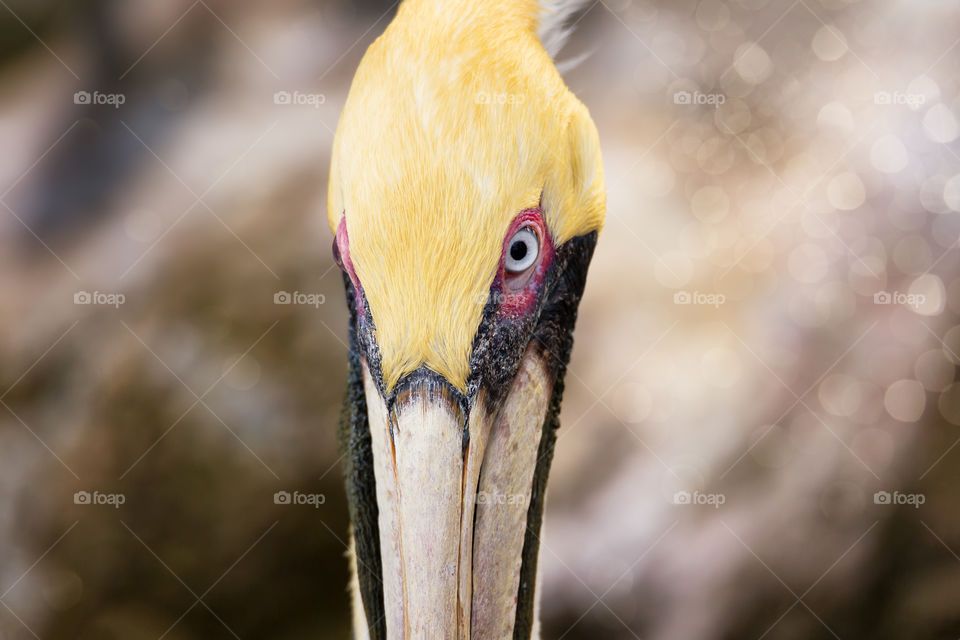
510, 240, 528, 261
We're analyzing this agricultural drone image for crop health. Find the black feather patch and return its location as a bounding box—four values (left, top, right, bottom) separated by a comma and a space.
339, 271, 386, 639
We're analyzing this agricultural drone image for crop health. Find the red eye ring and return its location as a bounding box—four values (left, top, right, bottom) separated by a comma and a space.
497, 208, 554, 316
335, 217, 365, 316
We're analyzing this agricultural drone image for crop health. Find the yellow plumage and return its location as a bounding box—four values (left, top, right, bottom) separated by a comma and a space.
327, 0, 605, 392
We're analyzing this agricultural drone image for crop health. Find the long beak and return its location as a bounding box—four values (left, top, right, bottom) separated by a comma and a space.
360, 346, 552, 639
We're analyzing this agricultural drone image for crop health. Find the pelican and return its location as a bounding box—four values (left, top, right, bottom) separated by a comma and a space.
327, 0, 605, 637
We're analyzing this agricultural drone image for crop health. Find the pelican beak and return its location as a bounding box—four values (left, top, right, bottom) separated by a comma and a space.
360, 345, 552, 639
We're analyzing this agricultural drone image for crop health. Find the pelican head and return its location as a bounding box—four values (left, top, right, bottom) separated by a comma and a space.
328, 0, 605, 637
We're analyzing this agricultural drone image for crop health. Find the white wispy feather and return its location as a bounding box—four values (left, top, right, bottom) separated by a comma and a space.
537, 0, 593, 58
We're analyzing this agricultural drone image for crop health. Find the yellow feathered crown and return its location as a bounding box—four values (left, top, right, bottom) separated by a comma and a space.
327, 0, 605, 392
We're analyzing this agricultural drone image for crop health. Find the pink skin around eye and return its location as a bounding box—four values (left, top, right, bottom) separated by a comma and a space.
495, 208, 555, 318
336, 218, 366, 317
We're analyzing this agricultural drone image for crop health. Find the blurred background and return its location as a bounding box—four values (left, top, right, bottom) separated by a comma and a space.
2, 0, 959, 638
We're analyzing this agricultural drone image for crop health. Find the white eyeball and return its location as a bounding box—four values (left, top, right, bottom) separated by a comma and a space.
505, 227, 539, 274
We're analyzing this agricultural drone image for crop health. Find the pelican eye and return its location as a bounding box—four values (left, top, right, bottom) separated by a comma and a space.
504, 227, 539, 274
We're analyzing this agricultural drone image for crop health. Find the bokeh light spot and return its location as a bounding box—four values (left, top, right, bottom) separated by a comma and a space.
827, 172, 866, 210
812, 25, 848, 61
883, 379, 925, 422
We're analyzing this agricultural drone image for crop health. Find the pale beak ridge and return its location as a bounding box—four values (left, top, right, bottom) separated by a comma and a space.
361, 346, 551, 639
